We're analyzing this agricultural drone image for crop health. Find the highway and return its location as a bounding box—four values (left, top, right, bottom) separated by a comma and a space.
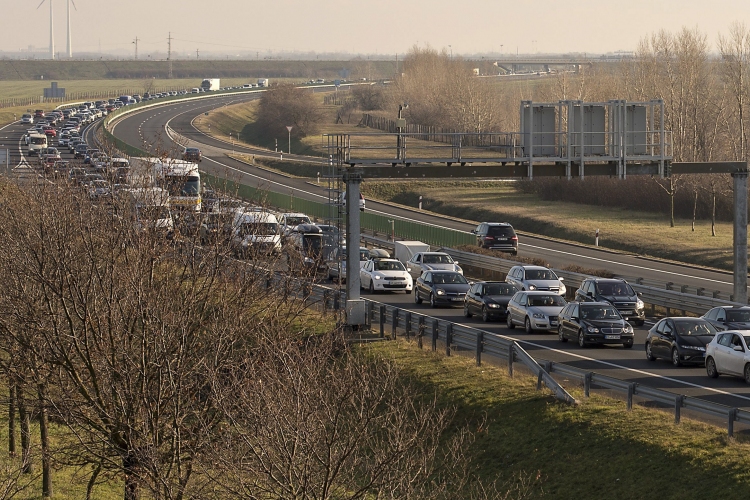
17, 93, 750, 411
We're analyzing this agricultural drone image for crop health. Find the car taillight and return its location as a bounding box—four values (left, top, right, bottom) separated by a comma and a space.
485, 236, 494, 240
511, 236, 518, 241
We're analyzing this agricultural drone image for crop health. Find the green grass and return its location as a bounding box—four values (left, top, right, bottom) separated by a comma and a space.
366, 338, 750, 499
360, 180, 738, 271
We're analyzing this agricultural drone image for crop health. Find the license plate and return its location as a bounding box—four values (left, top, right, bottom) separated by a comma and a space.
605, 335, 621, 340
452, 298, 462, 302
620, 311, 633, 315
498, 237, 509, 241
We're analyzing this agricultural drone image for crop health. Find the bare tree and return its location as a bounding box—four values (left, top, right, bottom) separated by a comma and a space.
718, 22, 750, 161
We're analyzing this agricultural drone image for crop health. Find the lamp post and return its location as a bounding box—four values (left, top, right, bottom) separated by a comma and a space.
286, 125, 293, 154
388, 220, 395, 242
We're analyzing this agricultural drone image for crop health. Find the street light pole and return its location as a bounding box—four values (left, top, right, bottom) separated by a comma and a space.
396, 104, 408, 162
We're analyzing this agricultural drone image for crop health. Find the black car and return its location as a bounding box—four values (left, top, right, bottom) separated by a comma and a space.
645, 317, 717, 366
414, 271, 470, 308
463, 281, 517, 322
472, 222, 518, 254
558, 301, 635, 348
574, 278, 645, 326
74, 143, 89, 159
700, 306, 750, 331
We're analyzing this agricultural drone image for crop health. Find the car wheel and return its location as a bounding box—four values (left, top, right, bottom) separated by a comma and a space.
578, 329, 587, 348
414, 289, 422, 304
671, 348, 682, 367
558, 325, 567, 343
506, 314, 515, 329
635, 319, 645, 327
645, 342, 656, 361
369, 281, 375, 294
482, 306, 490, 322
464, 304, 472, 318
524, 317, 533, 334
430, 293, 437, 308
706, 357, 719, 378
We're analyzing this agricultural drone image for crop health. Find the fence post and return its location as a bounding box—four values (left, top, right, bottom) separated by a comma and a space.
418, 316, 425, 349
391, 309, 399, 340
674, 395, 684, 424
584, 372, 592, 397
445, 324, 452, 356
508, 344, 514, 377
728, 408, 738, 438
476, 331, 483, 366
366, 301, 373, 327
379, 305, 385, 338
431, 319, 438, 352
405, 312, 411, 340
627, 383, 636, 410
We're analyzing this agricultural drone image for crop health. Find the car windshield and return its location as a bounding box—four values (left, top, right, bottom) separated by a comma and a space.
673, 320, 716, 336
423, 254, 453, 264
726, 310, 750, 322
432, 273, 468, 285
286, 217, 311, 226
359, 250, 369, 261
239, 222, 278, 236
596, 282, 634, 296
485, 283, 516, 296
376, 261, 405, 271
580, 305, 620, 320
528, 295, 566, 307
525, 269, 556, 280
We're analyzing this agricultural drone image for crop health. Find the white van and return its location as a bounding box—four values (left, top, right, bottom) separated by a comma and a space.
27, 133, 48, 156
230, 211, 282, 257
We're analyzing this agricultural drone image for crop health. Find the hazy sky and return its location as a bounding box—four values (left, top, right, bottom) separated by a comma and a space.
1, 0, 749, 57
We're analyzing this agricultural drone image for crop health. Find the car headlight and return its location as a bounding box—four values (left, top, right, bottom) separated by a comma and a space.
587, 326, 600, 333
528, 284, 537, 290
532, 312, 545, 319
303, 257, 314, 264
624, 324, 634, 333
488, 303, 500, 309
636, 299, 644, 309
559, 283, 566, 294
436, 288, 446, 295
455, 265, 463, 273
679, 345, 705, 351
374, 274, 382, 280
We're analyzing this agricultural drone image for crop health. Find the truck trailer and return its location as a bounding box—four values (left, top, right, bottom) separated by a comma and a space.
200, 78, 220, 91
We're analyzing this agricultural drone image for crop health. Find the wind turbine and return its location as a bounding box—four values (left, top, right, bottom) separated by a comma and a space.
37, 0, 55, 60
65, 0, 77, 58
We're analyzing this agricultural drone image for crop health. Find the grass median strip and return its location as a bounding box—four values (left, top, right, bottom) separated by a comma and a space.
366, 338, 750, 498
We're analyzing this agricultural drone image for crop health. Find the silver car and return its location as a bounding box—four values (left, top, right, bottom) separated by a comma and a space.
406, 252, 463, 280
506, 291, 567, 333
506, 265, 566, 296
705, 331, 750, 382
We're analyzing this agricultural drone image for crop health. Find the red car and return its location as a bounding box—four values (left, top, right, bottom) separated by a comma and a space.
34, 109, 45, 118
43, 126, 57, 138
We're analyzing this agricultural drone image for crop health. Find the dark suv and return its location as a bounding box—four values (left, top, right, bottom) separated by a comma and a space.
574, 278, 645, 326
472, 222, 518, 254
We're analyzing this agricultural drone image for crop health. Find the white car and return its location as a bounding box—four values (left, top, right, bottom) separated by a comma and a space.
339, 191, 366, 211
278, 212, 312, 234
21, 114, 34, 124
705, 331, 750, 382
405, 252, 463, 280
360, 258, 413, 294
506, 265, 566, 296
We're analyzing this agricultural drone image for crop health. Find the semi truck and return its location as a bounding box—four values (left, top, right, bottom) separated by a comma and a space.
201, 78, 220, 91
257, 78, 269, 87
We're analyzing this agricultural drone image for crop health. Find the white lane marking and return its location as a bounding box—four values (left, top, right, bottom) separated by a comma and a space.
513, 337, 750, 402
522, 243, 733, 286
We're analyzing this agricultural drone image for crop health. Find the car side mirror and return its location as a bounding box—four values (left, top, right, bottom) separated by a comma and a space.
454, 261, 459, 265
637, 292, 643, 297
424, 280, 432, 285
470, 229, 476, 234
559, 277, 564, 281
734, 345, 744, 352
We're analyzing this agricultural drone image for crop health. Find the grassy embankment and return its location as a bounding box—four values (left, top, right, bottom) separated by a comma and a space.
370, 338, 750, 498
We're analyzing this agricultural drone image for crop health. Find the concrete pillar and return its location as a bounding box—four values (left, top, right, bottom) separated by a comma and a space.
733, 171, 748, 304
344, 170, 365, 325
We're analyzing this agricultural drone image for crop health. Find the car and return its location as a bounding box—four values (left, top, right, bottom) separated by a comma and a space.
339, 191, 366, 211
505, 265, 566, 296
230, 211, 282, 257
278, 213, 312, 235
507, 290, 567, 333
405, 252, 463, 280
21, 114, 33, 124
574, 278, 645, 326
463, 281, 517, 322
701, 306, 750, 331
34, 109, 45, 118
327, 246, 369, 282
183, 147, 202, 162
45, 159, 69, 178
360, 258, 413, 294
705, 331, 750, 382
645, 317, 717, 365
88, 180, 112, 201
68, 167, 88, 185
472, 222, 518, 254
368, 248, 390, 260
558, 301, 635, 347
414, 270, 470, 308
42, 126, 57, 138
198, 212, 233, 245
74, 144, 89, 159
